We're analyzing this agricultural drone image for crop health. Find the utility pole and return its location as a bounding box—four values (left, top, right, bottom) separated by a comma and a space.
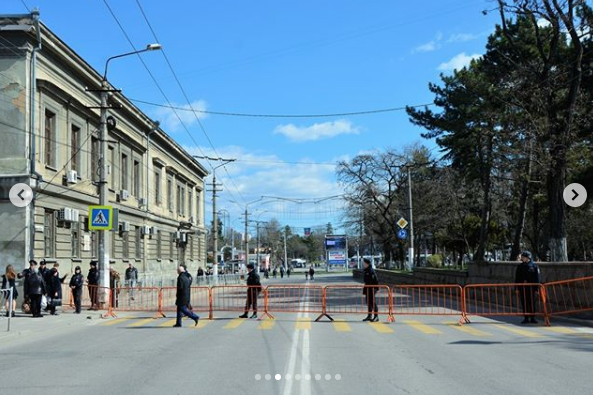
244, 209, 249, 268
256, 222, 260, 272
407, 166, 415, 270
283, 228, 288, 270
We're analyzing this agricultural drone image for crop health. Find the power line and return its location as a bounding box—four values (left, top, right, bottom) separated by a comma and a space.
19, 0, 30, 12
129, 98, 436, 119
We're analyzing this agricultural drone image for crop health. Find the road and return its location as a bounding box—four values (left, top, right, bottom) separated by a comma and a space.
0, 274, 591, 395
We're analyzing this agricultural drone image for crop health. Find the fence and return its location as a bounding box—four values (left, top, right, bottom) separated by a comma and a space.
542, 276, 593, 318
322, 285, 394, 322
1, 288, 13, 331
211, 285, 271, 319
159, 286, 211, 318
265, 285, 324, 319
392, 285, 466, 324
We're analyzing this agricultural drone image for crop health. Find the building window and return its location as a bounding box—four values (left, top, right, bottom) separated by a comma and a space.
91, 231, 97, 258
112, 229, 116, 258
176, 185, 181, 215
71, 222, 80, 258
133, 159, 140, 197
44, 210, 55, 257
156, 230, 162, 259
109, 146, 116, 187
189, 235, 193, 260
188, 190, 193, 219
167, 177, 173, 212
44, 110, 56, 167
91, 137, 99, 182
121, 154, 128, 191
122, 230, 129, 258
169, 232, 175, 258
154, 170, 161, 206
71, 124, 80, 172
196, 191, 202, 224
135, 226, 142, 258
180, 186, 186, 216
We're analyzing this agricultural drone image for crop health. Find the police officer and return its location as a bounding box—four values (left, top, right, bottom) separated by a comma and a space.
69, 266, 84, 314
362, 258, 380, 322
239, 263, 261, 319
515, 251, 541, 324
24, 261, 46, 318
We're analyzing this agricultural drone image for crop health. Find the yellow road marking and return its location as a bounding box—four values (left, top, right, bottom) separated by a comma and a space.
127, 318, 157, 328
224, 318, 246, 329
369, 322, 394, 334
102, 317, 133, 326
194, 319, 211, 329
403, 320, 442, 335
444, 321, 492, 337
158, 319, 178, 328
544, 327, 593, 338
494, 324, 543, 338
296, 318, 312, 330
258, 320, 275, 330
332, 319, 352, 332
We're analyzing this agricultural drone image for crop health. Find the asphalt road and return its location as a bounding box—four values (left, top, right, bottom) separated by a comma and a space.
0, 274, 591, 395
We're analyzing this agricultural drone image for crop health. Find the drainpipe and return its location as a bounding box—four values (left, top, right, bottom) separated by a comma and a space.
28, 8, 43, 263
144, 120, 158, 276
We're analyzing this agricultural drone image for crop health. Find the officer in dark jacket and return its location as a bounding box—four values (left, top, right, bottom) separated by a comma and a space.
239, 263, 261, 319
362, 258, 380, 322
45, 268, 62, 315
24, 261, 45, 318
87, 261, 100, 310
174, 265, 199, 327
515, 251, 541, 324
69, 266, 84, 314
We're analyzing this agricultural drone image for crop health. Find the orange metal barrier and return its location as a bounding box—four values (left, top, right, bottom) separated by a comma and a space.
542, 276, 593, 318
104, 286, 162, 318
392, 285, 466, 324
61, 283, 73, 309
159, 286, 212, 319
321, 285, 394, 322
463, 283, 549, 325
211, 285, 271, 319
264, 285, 324, 319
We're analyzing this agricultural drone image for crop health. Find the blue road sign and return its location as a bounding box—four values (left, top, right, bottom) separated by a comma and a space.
89, 206, 113, 230
397, 229, 408, 239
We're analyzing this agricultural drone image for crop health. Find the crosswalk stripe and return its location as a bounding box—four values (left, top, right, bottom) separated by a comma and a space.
444, 321, 492, 337
332, 319, 352, 332
369, 322, 394, 334
224, 318, 246, 329
403, 320, 442, 334
194, 319, 211, 329
258, 320, 275, 330
127, 318, 157, 327
158, 319, 178, 328
493, 324, 543, 338
544, 327, 593, 338
102, 317, 133, 326
296, 318, 312, 330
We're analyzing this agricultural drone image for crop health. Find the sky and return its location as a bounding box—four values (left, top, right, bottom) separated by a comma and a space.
5, 0, 501, 236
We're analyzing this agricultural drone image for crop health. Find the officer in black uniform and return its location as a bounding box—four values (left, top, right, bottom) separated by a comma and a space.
239, 263, 261, 319
515, 251, 541, 324
362, 258, 380, 322
24, 261, 46, 318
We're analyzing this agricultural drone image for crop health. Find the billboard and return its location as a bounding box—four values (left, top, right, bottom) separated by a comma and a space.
326, 235, 347, 266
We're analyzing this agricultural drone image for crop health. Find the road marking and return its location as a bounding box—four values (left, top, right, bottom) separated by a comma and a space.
158, 319, 178, 328
102, 317, 133, 326
259, 319, 275, 330
544, 327, 593, 338
404, 320, 442, 335
332, 319, 352, 332
283, 326, 300, 395
494, 325, 543, 338
301, 326, 312, 395
194, 319, 211, 330
296, 318, 312, 331
224, 319, 246, 330
127, 318, 157, 327
369, 322, 394, 334
444, 321, 492, 337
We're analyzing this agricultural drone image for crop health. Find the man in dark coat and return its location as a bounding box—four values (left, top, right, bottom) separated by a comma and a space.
45, 268, 62, 315
515, 251, 541, 324
87, 261, 100, 310
362, 258, 380, 322
239, 263, 262, 319
24, 261, 45, 318
69, 266, 84, 314
174, 265, 199, 327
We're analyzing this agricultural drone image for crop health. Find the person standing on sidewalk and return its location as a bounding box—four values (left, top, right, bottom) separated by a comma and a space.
239, 263, 261, 319
24, 261, 45, 318
45, 268, 62, 316
173, 265, 199, 328
69, 266, 84, 314
125, 263, 138, 301
87, 261, 100, 310
2, 265, 18, 317
515, 251, 541, 324
309, 265, 315, 282
362, 258, 379, 322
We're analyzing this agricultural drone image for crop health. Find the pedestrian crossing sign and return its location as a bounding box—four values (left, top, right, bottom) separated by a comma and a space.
89, 206, 113, 230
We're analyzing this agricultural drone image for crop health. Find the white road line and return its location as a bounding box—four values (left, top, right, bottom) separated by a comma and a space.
300, 327, 311, 395
282, 326, 301, 395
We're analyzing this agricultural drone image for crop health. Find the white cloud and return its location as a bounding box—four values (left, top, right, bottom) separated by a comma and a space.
537, 18, 552, 28
447, 33, 478, 43
154, 99, 208, 132
274, 119, 360, 142
437, 52, 481, 72
412, 32, 443, 53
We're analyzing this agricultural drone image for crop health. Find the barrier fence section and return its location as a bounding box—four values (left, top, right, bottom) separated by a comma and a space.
463, 283, 549, 325
264, 285, 324, 320
542, 276, 593, 318
211, 285, 271, 319
159, 286, 212, 319
1, 288, 13, 331
321, 285, 394, 322
105, 286, 162, 318
392, 285, 466, 325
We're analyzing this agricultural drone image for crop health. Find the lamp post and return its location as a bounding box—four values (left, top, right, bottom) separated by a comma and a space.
97, 44, 161, 294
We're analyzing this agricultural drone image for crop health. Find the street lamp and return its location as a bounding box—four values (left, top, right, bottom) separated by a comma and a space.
96, 43, 161, 296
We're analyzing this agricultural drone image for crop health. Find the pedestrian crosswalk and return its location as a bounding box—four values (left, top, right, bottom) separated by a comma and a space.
98, 316, 593, 340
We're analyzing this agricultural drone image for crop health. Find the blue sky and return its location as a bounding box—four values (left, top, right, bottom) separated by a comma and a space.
6, 0, 500, 234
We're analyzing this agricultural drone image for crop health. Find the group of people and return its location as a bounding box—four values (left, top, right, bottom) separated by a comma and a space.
264, 265, 291, 279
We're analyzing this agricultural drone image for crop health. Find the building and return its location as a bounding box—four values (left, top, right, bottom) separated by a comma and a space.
0, 12, 208, 284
